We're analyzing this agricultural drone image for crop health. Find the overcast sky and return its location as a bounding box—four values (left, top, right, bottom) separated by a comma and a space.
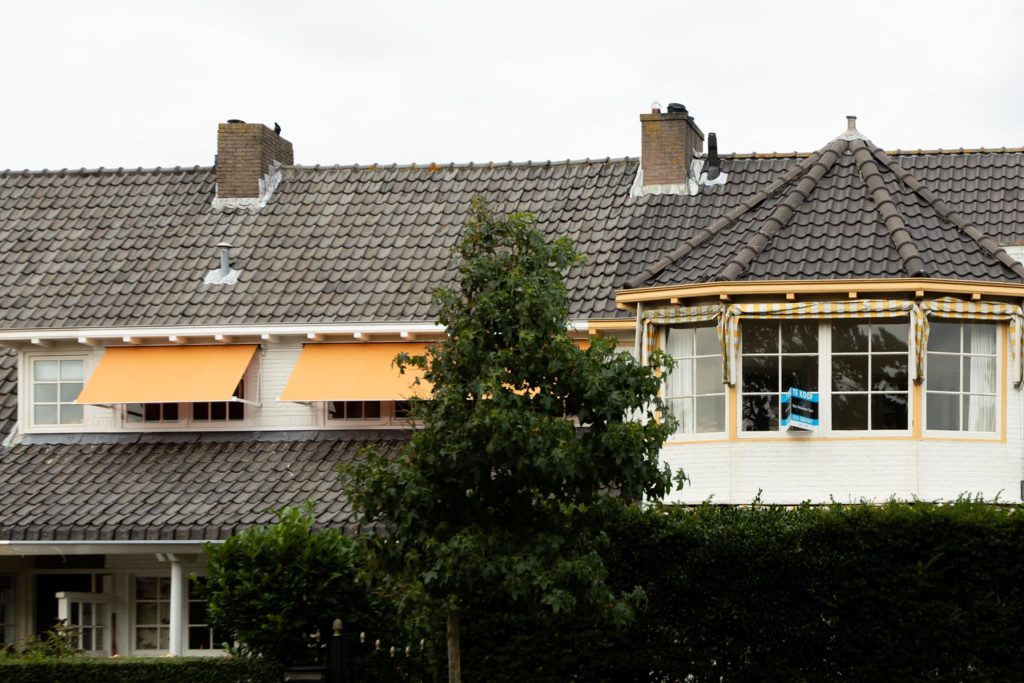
1, 1, 1021, 170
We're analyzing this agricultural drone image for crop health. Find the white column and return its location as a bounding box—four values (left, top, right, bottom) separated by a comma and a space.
169, 558, 185, 656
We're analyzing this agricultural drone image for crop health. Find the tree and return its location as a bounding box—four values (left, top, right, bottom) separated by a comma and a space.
343, 198, 678, 682
200, 504, 377, 666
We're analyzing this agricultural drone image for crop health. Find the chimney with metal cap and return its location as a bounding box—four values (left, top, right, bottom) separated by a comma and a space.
639, 101, 704, 188
215, 119, 294, 200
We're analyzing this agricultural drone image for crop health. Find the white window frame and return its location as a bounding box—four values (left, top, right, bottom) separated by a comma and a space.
23, 353, 90, 432
738, 319, 914, 438
661, 325, 728, 439
131, 575, 172, 654
118, 352, 260, 431
923, 320, 1002, 438
323, 399, 415, 428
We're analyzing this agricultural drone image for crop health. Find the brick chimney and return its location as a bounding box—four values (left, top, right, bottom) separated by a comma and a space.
215, 120, 294, 202
639, 103, 704, 189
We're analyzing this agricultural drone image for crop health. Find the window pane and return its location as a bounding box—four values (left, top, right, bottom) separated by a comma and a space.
781, 355, 818, 392
158, 578, 171, 598
781, 321, 818, 354
159, 628, 170, 651
742, 355, 778, 393
695, 357, 721, 395
666, 359, 693, 397
695, 395, 725, 433
60, 360, 84, 381
227, 401, 244, 420
136, 577, 158, 600
189, 626, 211, 650
136, 602, 159, 624
964, 323, 996, 354
742, 320, 777, 354
871, 322, 908, 352
34, 360, 59, 381
927, 355, 960, 392
927, 393, 959, 431
210, 402, 226, 421
34, 404, 58, 425
346, 401, 363, 419
193, 403, 209, 420
964, 395, 996, 432
143, 404, 162, 421
929, 321, 960, 353
872, 393, 908, 430
872, 354, 908, 392
34, 383, 58, 402
136, 627, 159, 650
159, 602, 170, 625
964, 356, 996, 395
81, 628, 92, 651
59, 382, 83, 403
163, 403, 179, 420
188, 601, 208, 625
832, 394, 868, 430
695, 326, 718, 356
364, 401, 381, 419
832, 321, 868, 353
666, 398, 692, 434
742, 395, 778, 431
831, 356, 867, 392
60, 404, 83, 425
665, 327, 693, 357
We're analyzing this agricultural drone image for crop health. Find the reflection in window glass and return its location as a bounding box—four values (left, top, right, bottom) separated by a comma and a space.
741, 321, 818, 431
830, 320, 909, 430
135, 576, 171, 651
926, 321, 997, 432
664, 325, 725, 434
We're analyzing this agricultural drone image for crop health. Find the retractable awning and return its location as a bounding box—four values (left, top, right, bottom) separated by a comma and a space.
75, 345, 257, 404
279, 343, 430, 402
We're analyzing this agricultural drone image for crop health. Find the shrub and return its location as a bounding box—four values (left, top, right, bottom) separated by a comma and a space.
459, 500, 1024, 681
0, 657, 278, 683
200, 503, 383, 666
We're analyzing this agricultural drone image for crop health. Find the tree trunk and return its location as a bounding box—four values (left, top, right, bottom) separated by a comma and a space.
447, 610, 461, 683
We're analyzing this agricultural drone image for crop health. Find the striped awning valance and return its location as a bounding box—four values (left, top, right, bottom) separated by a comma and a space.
640, 298, 1024, 388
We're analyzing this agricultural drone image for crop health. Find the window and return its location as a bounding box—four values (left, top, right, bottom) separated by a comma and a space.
926, 321, 998, 432
126, 402, 180, 423
664, 325, 725, 434
831, 320, 909, 430
328, 400, 382, 421
193, 380, 246, 422
32, 358, 84, 426
134, 576, 170, 651
0, 577, 13, 645
326, 400, 415, 426
187, 578, 223, 651
741, 320, 818, 432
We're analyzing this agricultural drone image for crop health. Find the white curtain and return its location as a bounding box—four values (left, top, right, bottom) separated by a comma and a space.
966, 325, 997, 432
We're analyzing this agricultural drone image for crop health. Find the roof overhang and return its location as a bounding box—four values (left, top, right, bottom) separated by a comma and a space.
616, 278, 1024, 305
0, 540, 219, 556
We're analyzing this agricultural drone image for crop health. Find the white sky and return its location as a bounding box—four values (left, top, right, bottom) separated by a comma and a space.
1, 0, 1022, 170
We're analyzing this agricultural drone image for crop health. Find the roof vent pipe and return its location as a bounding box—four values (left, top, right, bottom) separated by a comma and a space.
705, 133, 721, 181
218, 242, 232, 277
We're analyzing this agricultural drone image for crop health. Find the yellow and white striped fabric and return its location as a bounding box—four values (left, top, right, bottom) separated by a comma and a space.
720, 300, 922, 385
920, 297, 1024, 386
640, 297, 1024, 388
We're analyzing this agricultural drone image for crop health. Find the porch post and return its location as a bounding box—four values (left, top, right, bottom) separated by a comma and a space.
169, 557, 185, 656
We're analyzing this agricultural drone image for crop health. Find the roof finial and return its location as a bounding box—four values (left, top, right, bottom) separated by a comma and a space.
837, 114, 866, 141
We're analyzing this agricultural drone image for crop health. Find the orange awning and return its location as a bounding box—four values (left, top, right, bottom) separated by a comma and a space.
76, 345, 257, 404
279, 343, 430, 402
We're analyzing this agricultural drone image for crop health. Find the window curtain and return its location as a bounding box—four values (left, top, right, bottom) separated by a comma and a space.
920, 297, 1024, 387
639, 303, 724, 370
967, 324, 997, 431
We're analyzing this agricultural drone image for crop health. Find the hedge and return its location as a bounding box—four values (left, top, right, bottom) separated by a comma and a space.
460, 500, 1024, 682
0, 656, 280, 683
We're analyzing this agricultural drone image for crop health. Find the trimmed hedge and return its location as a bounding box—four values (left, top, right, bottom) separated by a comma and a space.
461, 501, 1024, 681
0, 656, 279, 683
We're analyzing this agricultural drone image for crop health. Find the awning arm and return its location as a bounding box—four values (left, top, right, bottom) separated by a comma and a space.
230, 396, 262, 408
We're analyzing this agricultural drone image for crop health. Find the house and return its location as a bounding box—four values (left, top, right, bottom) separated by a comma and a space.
0, 105, 1022, 655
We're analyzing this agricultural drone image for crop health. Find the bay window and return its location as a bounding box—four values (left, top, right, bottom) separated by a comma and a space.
664, 325, 726, 434
925, 321, 998, 433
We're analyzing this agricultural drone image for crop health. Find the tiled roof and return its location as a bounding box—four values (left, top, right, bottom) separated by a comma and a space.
0, 432, 405, 541
628, 137, 1024, 288
1, 147, 1023, 330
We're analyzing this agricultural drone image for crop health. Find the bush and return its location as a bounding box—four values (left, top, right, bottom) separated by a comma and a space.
459, 500, 1024, 681
0, 657, 278, 683
201, 503, 384, 666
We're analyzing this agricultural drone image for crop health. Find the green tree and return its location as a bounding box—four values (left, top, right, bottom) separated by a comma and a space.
344, 198, 678, 682
200, 503, 377, 666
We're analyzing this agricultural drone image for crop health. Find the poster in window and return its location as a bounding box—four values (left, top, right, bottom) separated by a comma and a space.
781, 387, 819, 432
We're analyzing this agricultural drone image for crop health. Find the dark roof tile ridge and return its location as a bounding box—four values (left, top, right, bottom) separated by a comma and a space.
287, 157, 634, 172
869, 142, 1024, 281
621, 147, 825, 290
887, 146, 1024, 156
717, 139, 849, 281
848, 139, 927, 278
0, 164, 212, 176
